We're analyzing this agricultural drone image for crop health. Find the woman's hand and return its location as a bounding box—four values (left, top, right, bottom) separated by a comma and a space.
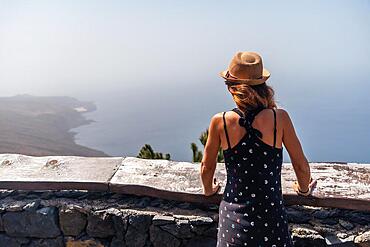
204, 178, 221, 196
292, 177, 317, 196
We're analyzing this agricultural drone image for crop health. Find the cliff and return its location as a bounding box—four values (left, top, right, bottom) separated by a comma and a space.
0, 95, 108, 157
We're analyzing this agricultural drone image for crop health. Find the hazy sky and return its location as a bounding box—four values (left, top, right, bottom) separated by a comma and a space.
1, 0, 369, 96
0, 1, 369, 162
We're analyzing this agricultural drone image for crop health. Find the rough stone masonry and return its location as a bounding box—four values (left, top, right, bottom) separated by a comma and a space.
0, 190, 369, 247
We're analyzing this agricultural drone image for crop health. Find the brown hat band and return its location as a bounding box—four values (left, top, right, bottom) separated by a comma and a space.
225, 70, 264, 81
225, 80, 266, 87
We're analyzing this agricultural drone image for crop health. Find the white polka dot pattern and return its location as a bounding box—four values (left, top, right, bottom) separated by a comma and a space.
217, 108, 293, 247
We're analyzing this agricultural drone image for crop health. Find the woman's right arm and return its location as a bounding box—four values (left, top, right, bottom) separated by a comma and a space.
280, 109, 312, 194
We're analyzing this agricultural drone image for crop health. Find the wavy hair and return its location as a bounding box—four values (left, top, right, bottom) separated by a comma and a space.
226, 82, 277, 113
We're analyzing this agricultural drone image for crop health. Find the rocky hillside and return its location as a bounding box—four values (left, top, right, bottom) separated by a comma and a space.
0, 95, 108, 157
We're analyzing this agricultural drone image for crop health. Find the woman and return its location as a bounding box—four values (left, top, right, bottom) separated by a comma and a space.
200, 51, 317, 247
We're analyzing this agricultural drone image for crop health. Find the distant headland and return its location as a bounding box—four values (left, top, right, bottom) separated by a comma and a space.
0, 94, 108, 157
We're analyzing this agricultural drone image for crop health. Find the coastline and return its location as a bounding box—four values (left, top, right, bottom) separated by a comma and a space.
0, 94, 109, 157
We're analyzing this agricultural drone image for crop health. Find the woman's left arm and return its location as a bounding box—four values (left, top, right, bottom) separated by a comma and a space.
200, 114, 221, 196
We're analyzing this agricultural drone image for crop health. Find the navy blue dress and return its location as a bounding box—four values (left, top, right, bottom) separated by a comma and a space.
216, 107, 293, 247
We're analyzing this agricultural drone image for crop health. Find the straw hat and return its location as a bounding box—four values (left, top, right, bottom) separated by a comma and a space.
219, 51, 270, 86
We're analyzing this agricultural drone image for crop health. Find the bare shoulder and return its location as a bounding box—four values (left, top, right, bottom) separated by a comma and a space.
276, 108, 292, 129
209, 112, 224, 129
276, 108, 290, 124
276, 108, 289, 116
211, 112, 224, 122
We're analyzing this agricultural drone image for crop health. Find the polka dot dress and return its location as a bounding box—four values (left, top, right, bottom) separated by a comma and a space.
217, 107, 293, 247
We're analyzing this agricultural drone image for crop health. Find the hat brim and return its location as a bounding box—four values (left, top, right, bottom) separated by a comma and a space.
219, 68, 270, 86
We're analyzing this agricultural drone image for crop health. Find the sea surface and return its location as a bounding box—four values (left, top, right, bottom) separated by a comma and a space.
72, 73, 370, 163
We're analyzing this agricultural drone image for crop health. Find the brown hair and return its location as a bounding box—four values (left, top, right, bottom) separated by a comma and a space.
227, 82, 277, 113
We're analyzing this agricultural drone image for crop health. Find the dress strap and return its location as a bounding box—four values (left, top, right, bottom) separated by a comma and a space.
235, 106, 265, 139
222, 111, 231, 150
272, 108, 277, 148
232, 107, 244, 118
232, 107, 277, 148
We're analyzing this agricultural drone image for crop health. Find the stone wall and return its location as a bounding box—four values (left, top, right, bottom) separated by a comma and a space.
0, 155, 369, 212
0, 190, 369, 247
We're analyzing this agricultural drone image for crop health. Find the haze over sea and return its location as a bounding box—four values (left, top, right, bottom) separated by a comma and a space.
0, 1, 369, 162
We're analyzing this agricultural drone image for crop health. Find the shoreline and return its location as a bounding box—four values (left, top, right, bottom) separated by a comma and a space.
0, 94, 109, 157
69, 102, 112, 157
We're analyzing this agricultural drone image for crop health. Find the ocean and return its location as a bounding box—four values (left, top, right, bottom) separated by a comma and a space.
72, 73, 370, 163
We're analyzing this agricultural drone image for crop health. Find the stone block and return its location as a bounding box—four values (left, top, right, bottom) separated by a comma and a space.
3, 207, 60, 238
345, 211, 370, 226
125, 214, 153, 247
286, 207, 311, 223
128, 214, 153, 232
86, 211, 115, 238
339, 219, 355, 230
160, 219, 194, 239
0, 234, 29, 247
312, 209, 332, 219
59, 207, 87, 236
112, 213, 128, 240
355, 230, 370, 247
149, 225, 181, 247
291, 227, 326, 247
